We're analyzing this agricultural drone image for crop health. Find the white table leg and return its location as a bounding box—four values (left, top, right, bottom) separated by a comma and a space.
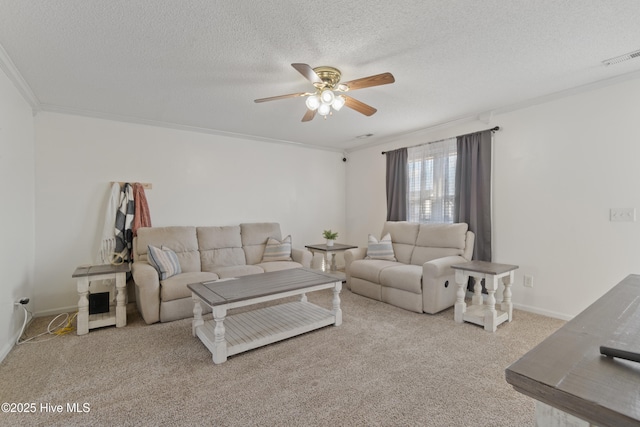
484, 275, 499, 332
501, 271, 514, 321
77, 277, 89, 335
454, 270, 467, 323
115, 272, 126, 327
192, 297, 204, 337
472, 276, 483, 306
212, 306, 228, 364
332, 282, 342, 326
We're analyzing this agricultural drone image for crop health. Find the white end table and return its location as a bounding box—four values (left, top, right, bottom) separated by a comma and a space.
452, 260, 518, 332
72, 263, 130, 335
305, 243, 358, 272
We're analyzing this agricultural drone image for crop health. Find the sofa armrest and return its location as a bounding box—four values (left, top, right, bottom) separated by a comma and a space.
292, 248, 312, 268
132, 261, 161, 324
423, 255, 467, 278
422, 255, 467, 314
344, 248, 368, 290
344, 247, 367, 265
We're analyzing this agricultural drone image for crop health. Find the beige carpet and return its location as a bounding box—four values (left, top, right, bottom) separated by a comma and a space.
0, 289, 564, 427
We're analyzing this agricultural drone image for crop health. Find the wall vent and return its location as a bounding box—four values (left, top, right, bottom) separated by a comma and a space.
602, 49, 640, 66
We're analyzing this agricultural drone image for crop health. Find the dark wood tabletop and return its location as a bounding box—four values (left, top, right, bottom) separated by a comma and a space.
451, 260, 518, 275
305, 243, 358, 252
72, 263, 130, 277
187, 268, 340, 306
505, 274, 640, 427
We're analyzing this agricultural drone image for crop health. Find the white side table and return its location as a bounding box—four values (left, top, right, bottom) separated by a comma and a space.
305, 243, 358, 272
72, 263, 130, 335
452, 260, 518, 332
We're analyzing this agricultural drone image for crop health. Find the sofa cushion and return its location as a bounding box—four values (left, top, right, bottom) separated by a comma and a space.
261, 235, 293, 262
379, 264, 423, 294
197, 226, 246, 272
381, 222, 420, 264
349, 259, 399, 284
214, 264, 264, 279
257, 261, 302, 272
135, 226, 201, 272
241, 223, 283, 265
365, 233, 396, 261
410, 223, 468, 265
147, 245, 182, 280
160, 271, 219, 302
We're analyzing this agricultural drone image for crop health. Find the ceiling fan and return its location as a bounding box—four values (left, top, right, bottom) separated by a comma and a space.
254, 63, 395, 122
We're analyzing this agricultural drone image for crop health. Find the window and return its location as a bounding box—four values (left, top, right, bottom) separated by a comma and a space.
407, 137, 457, 223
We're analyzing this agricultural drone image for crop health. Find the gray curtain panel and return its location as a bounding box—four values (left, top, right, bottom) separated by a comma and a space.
386, 147, 408, 221
455, 130, 492, 261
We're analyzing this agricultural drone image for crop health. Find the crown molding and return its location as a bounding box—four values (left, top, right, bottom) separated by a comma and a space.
0, 42, 40, 113
39, 104, 345, 154
345, 69, 640, 154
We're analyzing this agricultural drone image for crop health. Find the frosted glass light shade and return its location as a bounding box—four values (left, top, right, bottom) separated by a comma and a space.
332, 95, 345, 111
320, 89, 335, 104
305, 95, 320, 110
317, 103, 331, 116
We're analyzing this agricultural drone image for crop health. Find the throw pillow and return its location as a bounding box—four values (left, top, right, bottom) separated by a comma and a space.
365, 233, 397, 261
261, 235, 293, 262
147, 245, 182, 280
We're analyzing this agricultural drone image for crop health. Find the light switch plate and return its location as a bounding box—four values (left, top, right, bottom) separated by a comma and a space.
610, 208, 636, 222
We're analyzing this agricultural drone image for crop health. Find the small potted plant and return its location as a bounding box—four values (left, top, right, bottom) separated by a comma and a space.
322, 229, 339, 247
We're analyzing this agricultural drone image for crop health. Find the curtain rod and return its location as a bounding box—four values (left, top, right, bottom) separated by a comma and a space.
381, 126, 500, 155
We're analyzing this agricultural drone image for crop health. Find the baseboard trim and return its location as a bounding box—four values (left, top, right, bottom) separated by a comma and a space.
512, 302, 573, 321
0, 312, 34, 364
34, 305, 78, 318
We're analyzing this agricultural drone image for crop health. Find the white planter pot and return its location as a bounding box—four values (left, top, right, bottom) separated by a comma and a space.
326, 239, 334, 247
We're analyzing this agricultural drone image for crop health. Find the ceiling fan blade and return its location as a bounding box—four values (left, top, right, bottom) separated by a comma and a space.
341, 72, 395, 91
344, 96, 377, 116
254, 92, 308, 103
301, 109, 316, 122
291, 63, 322, 85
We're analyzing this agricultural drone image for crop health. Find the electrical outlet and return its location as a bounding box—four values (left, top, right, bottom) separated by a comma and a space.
524, 275, 534, 288
610, 208, 636, 222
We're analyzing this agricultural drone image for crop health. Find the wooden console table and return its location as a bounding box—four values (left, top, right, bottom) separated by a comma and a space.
72, 263, 129, 335
506, 274, 640, 427
452, 260, 518, 332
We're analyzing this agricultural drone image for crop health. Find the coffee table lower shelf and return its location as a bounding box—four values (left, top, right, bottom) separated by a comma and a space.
195, 301, 335, 360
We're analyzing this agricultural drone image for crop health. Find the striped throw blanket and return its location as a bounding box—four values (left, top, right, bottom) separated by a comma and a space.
114, 183, 135, 264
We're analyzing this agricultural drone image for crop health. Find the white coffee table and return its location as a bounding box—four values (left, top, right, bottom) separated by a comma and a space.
188, 268, 342, 364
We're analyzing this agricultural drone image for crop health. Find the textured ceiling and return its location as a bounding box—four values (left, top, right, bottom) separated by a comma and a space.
1, 0, 640, 152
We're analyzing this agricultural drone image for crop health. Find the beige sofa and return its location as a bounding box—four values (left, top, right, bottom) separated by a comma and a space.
344, 221, 474, 314
132, 222, 312, 324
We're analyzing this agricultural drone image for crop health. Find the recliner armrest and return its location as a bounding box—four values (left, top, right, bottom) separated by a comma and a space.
291, 248, 312, 268
344, 247, 367, 265
423, 255, 468, 278
131, 261, 161, 324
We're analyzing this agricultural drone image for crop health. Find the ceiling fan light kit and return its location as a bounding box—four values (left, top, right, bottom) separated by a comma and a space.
255, 63, 395, 122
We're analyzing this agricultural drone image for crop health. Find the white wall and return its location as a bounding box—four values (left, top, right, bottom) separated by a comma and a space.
34, 112, 346, 315
0, 67, 35, 360
346, 75, 640, 320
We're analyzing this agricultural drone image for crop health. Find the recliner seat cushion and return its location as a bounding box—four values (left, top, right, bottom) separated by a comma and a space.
160, 271, 219, 302
379, 264, 423, 294
214, 265, 264, 279
349, 259, 399, 283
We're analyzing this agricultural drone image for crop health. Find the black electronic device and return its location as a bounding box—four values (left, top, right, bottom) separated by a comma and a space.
89, 292, 110, 315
